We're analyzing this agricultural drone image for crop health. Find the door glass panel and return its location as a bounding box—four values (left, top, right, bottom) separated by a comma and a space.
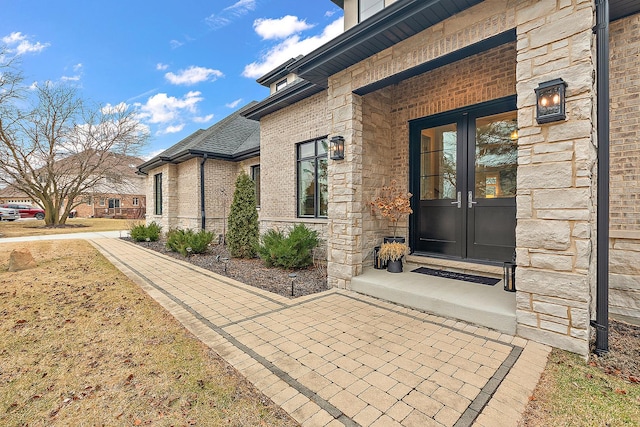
420, 124, 457, 200
475, 112, 518, 199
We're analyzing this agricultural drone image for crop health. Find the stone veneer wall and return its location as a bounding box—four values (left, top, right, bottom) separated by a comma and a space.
514, 0, 596, 355
259, 91, 330, 240
326, 0, 598, 354
328, 0, 518, 288
146, 164, 179, 231
609, 13, 640, 319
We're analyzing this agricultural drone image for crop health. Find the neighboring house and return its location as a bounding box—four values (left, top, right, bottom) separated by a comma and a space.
0, 153, 146, 219
137, 102, 260, 234
74, 157, 147, 219
146, 0, 640, 356
0, 185, 34, 205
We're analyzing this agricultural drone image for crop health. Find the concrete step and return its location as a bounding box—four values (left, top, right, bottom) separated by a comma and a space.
351, 262, 516, 334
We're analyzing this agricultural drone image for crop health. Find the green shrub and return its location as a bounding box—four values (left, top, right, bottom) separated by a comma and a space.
166, 228, 214, 256
256, 223, 320, 269
226, 171, 259, 258
130, 221, 162, 242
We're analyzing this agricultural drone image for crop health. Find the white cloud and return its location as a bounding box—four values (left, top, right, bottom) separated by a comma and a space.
205, 0, 255, 30
193, 114, 214, 123
61, 63, 83, 82
2, 32, 50, 55
325, 10, 336, 18
156, 63, 169, 71
170, 39, 184, 49
61, 75, 81, 82
101, 102, 129, 115
144, 148, 166, 160
243, 17, 343, 79
253, 16, 314, 40
165, 66, 224, 85
136, 91, 204, 124
225, 98, 243, 109
159, 124, 185, 134
224, 0, 256, 15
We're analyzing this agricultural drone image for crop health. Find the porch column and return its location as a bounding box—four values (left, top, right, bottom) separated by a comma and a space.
514, 0, 596, 356
327, 74, 364, 289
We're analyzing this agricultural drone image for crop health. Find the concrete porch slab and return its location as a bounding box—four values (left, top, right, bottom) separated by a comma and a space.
351, 263, 517, 335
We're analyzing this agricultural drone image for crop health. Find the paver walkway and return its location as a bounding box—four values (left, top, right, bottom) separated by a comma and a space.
91, 238, 550, 427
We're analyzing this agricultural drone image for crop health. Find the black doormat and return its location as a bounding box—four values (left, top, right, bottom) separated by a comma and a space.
411, 267, 500, 286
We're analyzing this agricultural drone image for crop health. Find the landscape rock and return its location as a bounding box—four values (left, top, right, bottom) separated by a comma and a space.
8, 248, 37, 272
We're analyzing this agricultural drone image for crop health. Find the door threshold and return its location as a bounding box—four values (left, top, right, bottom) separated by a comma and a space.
406, 253, 503, 278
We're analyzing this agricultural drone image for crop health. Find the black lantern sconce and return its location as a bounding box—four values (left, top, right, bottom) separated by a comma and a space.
330, 135, 345, 160
534, 78, 567, 124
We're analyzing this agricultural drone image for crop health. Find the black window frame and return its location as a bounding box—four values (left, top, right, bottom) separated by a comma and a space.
251, 165, 261, 207
154, 173, 163, 215
296, 137, 328, 218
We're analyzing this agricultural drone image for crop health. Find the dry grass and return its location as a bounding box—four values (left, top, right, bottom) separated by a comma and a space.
520, 349, 640, 426
0, 218, 137, 238
0, 240, 298, 427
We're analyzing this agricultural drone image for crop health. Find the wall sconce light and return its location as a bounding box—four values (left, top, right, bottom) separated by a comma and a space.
330, 135, 345, 160
535, 78, 567, 124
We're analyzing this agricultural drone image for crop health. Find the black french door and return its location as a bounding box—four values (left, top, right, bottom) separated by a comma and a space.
409, 96, 517, 263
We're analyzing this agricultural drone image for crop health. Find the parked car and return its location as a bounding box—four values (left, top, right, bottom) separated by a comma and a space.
0, 203, 45, 220
0, 206, 20, 221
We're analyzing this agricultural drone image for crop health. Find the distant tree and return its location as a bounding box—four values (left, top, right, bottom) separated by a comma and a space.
226, 171, 259, 258
0, 56, 148, 226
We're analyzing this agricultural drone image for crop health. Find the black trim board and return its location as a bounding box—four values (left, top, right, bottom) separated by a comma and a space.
353, 29, 516, 96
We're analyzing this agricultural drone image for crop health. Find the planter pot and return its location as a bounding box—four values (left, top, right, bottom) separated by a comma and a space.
384, 236, 406, 244
387, 259, 403, 273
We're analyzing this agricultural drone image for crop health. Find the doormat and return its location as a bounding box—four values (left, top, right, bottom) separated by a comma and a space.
411, 267, 500, 286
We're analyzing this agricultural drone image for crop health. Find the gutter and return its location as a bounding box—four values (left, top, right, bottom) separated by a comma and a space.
200, 154, 208, 231
592, 0, 609, 355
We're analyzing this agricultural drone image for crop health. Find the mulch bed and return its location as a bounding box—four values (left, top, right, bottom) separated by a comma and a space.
590, 318, 640, 383
123, 238, 329, 299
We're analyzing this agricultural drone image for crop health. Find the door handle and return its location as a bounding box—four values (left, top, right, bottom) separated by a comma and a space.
468, 191, 478, 208
451, 191, 461, 208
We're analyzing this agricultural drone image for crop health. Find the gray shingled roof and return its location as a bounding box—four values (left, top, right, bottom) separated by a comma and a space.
138, 102, 260, 173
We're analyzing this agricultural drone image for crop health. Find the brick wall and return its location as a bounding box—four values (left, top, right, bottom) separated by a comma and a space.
609, 13, 640, 319
259, 91, 329, 240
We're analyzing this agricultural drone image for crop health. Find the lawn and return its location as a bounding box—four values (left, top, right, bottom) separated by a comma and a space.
0, 218, 136, 238
0, 240, 297, 427
521, 349, 640, 426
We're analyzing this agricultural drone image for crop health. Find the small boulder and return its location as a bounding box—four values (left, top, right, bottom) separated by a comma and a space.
8, 248, 37, 272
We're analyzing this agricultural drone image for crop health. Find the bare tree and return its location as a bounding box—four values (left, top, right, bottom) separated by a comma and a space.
0, 79, 149, 226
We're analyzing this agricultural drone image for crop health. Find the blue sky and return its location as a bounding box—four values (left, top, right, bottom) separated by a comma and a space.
1, 0, 344, 158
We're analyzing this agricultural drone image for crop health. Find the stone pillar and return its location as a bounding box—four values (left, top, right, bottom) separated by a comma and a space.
327, 72, 364, 289
514, 0, 596, 356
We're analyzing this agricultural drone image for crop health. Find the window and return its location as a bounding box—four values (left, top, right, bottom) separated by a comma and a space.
108, 198, 121, 209
154, 173, 163, 215
132, 197, 139, 206
297, 138, 328, 218
99, 198, 105, 206
359, 0, 384, 22
251, 165, 261, 207
275, 78, 288, 92
85, 196, 93, 205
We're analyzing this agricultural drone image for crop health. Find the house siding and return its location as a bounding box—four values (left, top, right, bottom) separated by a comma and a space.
609, 13, 640, 319
146, 156, 260, 235
259, 91, 330, 239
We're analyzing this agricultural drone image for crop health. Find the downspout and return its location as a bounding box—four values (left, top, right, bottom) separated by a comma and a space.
592, 0, 609, 355
200, 154, 208, 231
